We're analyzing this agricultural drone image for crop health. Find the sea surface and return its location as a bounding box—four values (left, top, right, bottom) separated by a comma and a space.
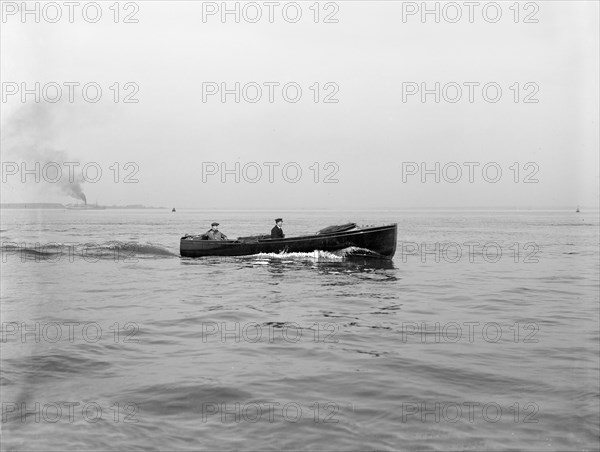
1, 209, 598, 451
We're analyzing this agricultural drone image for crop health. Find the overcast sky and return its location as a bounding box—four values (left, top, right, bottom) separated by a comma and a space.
1, 1, 598, 209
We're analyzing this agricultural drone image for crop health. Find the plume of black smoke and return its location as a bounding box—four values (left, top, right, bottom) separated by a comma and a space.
59, 169, 87, 204
2, 104, 87, 204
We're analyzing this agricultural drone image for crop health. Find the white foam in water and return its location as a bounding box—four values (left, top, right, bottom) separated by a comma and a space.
251, 250, 344, 261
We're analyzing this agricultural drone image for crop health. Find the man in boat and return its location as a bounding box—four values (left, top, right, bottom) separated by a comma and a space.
201, 222, 228, 240
271, 218, 285, 239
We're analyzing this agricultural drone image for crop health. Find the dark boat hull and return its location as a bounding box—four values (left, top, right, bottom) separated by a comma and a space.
180, 224, 398, 259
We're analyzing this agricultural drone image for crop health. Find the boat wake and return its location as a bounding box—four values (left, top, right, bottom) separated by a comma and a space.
249, 250, 344, 262
1, 241, 177, 261
333, 246, 388, 258
246, 246, 386, 262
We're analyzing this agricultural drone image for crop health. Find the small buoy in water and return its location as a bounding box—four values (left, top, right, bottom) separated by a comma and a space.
172, 208, 176, 212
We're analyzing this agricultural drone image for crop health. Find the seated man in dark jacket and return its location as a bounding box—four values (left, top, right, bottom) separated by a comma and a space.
201, 222, 228, 240
271, 218, 284, 239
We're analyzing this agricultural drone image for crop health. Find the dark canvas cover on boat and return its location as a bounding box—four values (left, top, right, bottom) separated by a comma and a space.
316, 223, 357, 235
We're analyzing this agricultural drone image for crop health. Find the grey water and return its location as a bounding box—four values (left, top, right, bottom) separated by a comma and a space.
1, 209, 598, 451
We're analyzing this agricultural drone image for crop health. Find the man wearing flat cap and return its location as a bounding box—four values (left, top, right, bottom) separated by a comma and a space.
271, 218, 285, 239
201, 222, 228, 240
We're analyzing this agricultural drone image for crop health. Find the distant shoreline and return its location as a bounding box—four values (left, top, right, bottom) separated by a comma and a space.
0, 203, 167, 210
0, 203, 596, 212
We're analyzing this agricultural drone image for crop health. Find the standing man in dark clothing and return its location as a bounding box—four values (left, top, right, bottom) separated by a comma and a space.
271, 218, 284, 239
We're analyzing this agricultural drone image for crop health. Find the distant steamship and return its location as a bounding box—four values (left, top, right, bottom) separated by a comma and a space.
65, 200, 106, 210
